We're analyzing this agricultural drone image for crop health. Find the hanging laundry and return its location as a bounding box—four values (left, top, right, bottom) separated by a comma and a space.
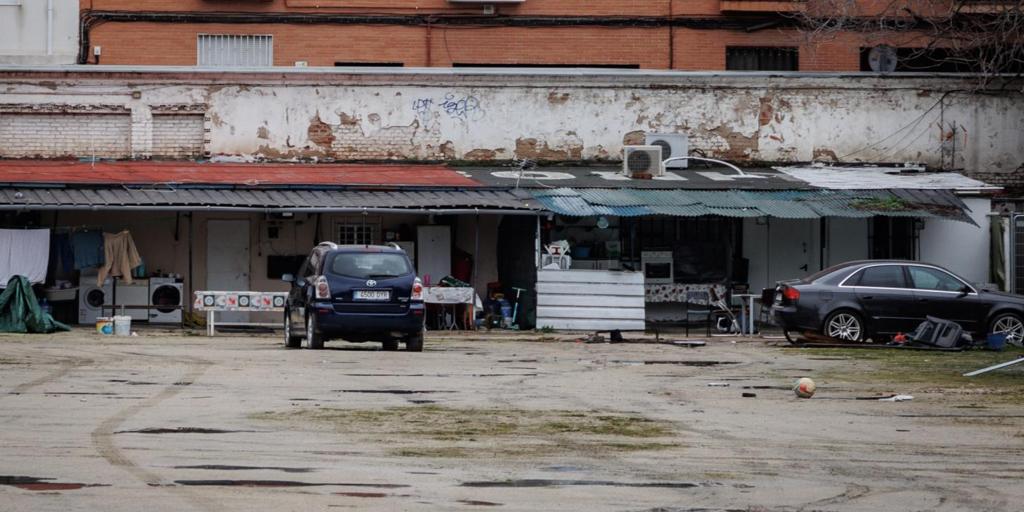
97, 230, 142, 286
50, 232, 74, 274
71, 230, 105, 270
0, 229, 50, 288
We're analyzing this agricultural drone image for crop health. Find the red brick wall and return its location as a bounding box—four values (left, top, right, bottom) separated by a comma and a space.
82, 0, 903, 71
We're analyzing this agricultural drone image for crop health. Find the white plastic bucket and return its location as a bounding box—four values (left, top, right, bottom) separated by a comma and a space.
96, 317, 113, 335
113, 315, 132, 337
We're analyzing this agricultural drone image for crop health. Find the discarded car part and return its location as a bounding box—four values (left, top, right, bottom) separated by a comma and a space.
963, 356, 1024, 377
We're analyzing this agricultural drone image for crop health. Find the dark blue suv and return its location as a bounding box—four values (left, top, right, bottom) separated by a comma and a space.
282, 243, 425, 351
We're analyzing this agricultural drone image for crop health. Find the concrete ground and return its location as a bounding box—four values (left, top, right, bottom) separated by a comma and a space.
1, 328, 1022, 511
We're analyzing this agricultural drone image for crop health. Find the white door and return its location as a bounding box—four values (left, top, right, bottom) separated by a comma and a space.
416, 225, 451, 286
207, 220, 250, 323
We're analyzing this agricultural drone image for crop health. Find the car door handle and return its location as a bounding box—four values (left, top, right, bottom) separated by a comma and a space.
918, 297, 929, 302
861, 296, 874, 300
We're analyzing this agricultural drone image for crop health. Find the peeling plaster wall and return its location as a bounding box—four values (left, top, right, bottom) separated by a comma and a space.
0, 72, 1022, 174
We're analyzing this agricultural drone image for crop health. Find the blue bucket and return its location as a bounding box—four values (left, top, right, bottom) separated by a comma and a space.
987, 333, 1007, 351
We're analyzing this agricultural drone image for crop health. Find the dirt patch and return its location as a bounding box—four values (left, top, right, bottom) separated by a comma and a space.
252, 405, 678, 458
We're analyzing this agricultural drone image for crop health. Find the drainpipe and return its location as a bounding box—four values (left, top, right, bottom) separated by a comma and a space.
46, 0, 54, 56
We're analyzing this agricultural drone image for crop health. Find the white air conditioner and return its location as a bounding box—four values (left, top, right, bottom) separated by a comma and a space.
622, 145, 664, 178
646, 133, 689, 169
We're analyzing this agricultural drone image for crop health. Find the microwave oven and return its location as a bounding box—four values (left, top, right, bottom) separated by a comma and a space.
641, 251, 674, 284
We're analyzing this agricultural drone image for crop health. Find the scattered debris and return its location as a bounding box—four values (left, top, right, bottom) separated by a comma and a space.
706, 383, 730, 387
878, 395, 914, 402
741, 393, 757, 398
963, 356, 1024, 377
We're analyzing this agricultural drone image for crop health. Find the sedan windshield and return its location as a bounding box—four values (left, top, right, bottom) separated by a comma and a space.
329, 253, 412, 279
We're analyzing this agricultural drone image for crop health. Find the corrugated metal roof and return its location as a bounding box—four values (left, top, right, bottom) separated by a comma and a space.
532, 188, 975, 223
0, 187, 540, 212
775, 166, 999, 192
0, 160, 480, 187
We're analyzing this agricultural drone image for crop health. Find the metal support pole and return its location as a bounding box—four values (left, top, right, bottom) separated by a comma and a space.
207, 310, 214, 337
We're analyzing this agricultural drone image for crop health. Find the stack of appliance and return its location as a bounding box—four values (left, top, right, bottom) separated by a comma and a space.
77, 270, 184, 324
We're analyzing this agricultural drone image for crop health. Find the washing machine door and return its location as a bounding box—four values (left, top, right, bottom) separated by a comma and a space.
151, 284, 182, 313
85, 287, 107, 310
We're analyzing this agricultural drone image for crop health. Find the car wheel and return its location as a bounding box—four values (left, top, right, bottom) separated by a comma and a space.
783, 329, 800, 344
305, 311, 324, 350
284, 308, 301, 348
381, 340, 399, 351
823, 310, 865, 342
989, 312, 1024, 347
405, 328, 424, 352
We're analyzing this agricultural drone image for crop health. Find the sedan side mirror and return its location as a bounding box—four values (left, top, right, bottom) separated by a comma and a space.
281, 273, 295, 283
958, 285, 971, 298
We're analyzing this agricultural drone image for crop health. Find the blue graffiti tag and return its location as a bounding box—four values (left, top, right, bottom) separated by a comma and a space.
412, 93, 484, 124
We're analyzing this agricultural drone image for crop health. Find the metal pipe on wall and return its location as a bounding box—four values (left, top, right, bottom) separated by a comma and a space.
46, 0, 54, 56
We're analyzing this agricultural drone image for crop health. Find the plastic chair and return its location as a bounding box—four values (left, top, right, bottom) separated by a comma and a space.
684, 289, 713, 337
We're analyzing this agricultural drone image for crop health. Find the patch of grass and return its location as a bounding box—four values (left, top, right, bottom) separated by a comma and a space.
253, 405, 678, 458
792, 346, 1024, 403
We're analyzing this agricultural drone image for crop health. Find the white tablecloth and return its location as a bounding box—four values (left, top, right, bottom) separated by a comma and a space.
423, 287, 483, 308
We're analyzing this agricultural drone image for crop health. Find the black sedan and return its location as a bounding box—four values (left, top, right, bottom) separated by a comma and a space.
772, 260, 1024, 345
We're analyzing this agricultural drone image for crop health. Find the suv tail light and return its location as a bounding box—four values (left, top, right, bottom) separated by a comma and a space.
782, 286, 800, 302
411, 277, 423, 301
314, 275, 331, 300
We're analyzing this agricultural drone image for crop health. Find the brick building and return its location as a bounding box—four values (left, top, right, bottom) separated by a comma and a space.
78, 0, 946, 71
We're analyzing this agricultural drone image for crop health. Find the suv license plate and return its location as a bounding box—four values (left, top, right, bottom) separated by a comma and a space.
354, 290, 390, 301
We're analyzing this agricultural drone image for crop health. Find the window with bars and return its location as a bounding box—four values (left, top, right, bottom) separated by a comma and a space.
725, 47, 799, 71
334, 218, 381, 246
197, 34, 273, 67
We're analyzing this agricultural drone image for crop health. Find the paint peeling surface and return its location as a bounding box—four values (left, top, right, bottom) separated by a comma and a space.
0, 70, 1021, 178
775, 166, 998, 190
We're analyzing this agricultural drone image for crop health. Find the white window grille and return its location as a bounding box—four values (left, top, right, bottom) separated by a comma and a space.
197, 34, 273, 67
334, 218, 381, 246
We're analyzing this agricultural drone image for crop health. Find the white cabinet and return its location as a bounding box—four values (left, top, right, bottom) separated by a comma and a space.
416, 225, 450, 285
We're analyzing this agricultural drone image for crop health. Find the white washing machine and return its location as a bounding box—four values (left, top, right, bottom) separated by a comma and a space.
78, 271, 112, 325
149, 277, 183, 323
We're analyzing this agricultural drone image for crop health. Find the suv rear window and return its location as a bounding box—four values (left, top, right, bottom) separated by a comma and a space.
329, 252, 412, 279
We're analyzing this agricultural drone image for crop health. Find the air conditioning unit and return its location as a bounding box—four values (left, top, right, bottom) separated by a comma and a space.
622, 145, 664, 179
646, 133, 689, 169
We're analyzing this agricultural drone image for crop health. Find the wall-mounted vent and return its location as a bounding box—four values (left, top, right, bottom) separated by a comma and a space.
646, 133, 688, 169
622, 145, 663, 179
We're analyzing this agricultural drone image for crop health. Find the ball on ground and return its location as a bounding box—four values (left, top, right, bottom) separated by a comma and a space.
794, 377, 816, 398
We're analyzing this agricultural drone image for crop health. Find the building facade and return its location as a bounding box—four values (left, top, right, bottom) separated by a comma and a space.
0, 0, 80, 65
77, 0, 956, 71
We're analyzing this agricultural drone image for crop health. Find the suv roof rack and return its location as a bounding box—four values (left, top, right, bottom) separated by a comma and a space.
387, 242, 403, 252
316, 241, 339, 249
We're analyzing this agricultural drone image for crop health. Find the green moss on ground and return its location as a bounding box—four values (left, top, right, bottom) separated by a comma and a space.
791, 347, 1024, 403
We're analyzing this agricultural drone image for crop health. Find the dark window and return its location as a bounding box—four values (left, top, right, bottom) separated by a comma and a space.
908, 266, 966, 292
726, 47, 798, 71
328, 252, 412, 279
334, 62, 404, 67
869, 217, 917, 259
853, 265, 907, 288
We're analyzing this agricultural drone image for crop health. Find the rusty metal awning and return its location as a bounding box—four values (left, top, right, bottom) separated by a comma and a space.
0, 186, 542, 215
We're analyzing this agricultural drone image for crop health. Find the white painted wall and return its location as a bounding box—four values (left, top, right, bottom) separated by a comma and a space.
825, 218, 869, 267
919, 197, 992, 285
743, 218, 822, 293
0, 0, 78, 65
0, 71, 1021, 175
